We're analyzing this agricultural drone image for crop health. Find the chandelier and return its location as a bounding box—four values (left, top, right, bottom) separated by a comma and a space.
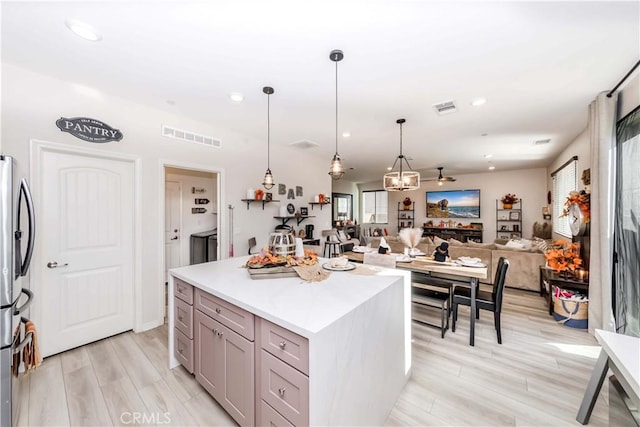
383, 118, 420, 191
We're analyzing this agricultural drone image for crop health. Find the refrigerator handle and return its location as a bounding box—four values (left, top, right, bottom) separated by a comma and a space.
13, 288, 33, 315
15, 178, 36, 278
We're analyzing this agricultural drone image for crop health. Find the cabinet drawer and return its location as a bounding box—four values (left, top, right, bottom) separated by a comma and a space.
261, 350, 309, 427
174, 328, 193, 373
174, 297, 193, 339
259, 318, 309, 375
195, 289, 254, 341
259, 400, 295, 427
174, 278, 194, 305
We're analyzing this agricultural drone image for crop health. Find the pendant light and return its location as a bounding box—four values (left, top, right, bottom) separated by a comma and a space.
262, 86, 275, 190
383, 119, 420, 191
328, 49, 345, 180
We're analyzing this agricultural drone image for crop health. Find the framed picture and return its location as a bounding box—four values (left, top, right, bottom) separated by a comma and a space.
300, 207, 308, 216
509, 211, 520, 220
498, 233, 510, 240
498, 212, 509, 220
543, 214, 552, 220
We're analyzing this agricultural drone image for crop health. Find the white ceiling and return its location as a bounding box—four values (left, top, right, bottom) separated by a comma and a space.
2, 1, 639, 183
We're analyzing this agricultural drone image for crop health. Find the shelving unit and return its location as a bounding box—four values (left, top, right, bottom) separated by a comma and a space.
422, 227, 483, 243
273, 215, 315, 226
309, 202, 331, 210
397, 201, 415, 231
496, 199, 522, 239
240, 199, 279, 210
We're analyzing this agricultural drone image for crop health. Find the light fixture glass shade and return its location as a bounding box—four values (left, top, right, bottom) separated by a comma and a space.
329, 153, 345, 180
383, 169, 420, 191
262, 168, 274, 189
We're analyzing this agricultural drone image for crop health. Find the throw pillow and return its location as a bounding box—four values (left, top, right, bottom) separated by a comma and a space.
495, 243, 530, 252
505, 239, 526, 249
533, 236, 551, 253
433, 236, 447, 246
448, 238, 465, 246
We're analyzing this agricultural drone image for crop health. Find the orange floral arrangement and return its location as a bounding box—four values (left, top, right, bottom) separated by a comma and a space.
544, 239, 582, 273
561, 190, 590, 223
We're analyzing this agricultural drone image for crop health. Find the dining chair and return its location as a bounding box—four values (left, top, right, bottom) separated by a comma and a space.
412, 285, 450, 338
321, 229, 341, 258
363, 252, 396, 268
452, 257, 510, 344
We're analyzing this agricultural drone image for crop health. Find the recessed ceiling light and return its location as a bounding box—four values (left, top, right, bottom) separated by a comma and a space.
65, 19, 102, 41
488, 165, 496, 170
484, 154, 493, 158
342, 132, 351, 138
229, 93, 244, 102
471, 98, 487, 107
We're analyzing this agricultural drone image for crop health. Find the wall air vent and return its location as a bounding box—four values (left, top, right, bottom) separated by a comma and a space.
162, 125, 221, 148
433, 100, 457, 115
289, 139, 319, 149
534, 139, 551, 145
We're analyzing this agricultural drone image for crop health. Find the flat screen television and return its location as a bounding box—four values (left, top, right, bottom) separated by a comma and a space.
426, 189, 481, 219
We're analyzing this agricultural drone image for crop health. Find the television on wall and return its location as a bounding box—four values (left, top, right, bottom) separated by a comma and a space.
426, 189, 481, 219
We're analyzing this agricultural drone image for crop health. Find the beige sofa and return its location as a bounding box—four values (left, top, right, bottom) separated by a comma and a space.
368, 237, 545, 292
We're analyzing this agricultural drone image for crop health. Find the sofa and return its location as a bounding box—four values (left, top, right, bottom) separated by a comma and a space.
368, 236, 545, 292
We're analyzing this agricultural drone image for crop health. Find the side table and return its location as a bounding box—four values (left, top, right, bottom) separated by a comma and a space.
539, 267, 589, 315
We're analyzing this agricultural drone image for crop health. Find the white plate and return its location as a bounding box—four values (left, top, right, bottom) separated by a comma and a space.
322, 262, 357, 271
395, 255, 412, 263
352, 247, 375, 253
458, 256, 482, 264
456, 260, 486, 268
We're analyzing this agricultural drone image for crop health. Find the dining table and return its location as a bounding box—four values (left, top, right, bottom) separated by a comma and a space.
343, 250, 488, 346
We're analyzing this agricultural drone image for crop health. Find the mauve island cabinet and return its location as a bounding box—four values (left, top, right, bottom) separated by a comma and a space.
168, 256, 411, 426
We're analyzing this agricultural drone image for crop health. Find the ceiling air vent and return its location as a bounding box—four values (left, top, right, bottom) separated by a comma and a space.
162, 125, 221, 148
289, 139, 319, 149
433, 100, 457, 115
534, 139, 551, 146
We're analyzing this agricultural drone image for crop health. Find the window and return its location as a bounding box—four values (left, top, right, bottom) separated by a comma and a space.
551, 157, 577, 237
363, 190, 388, 224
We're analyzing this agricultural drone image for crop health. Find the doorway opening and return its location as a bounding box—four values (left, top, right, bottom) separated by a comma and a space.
163, 165, 220, 322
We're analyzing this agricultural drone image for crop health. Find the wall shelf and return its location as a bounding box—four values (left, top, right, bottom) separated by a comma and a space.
274, 215, 315, 226
309, 202, 331, 210
240, 199, 279, 210
397, 202, 415, 232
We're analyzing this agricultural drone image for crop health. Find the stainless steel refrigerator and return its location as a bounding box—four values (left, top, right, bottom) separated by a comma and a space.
1, 155, 35, 426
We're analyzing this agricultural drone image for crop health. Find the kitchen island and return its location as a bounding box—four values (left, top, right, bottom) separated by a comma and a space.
168, 256, 411, 426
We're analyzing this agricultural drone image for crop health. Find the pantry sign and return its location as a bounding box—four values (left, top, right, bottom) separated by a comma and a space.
56, 117, 123, 143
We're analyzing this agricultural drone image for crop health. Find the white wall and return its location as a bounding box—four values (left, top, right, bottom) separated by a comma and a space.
1, 63, 331, 329
166, 167, 217, 265
357, 168, 548, 241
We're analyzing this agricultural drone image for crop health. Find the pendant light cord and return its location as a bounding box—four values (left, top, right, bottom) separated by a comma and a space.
399, 121, 403, 177
335, 58, 339, 155
268, 95, 271, 168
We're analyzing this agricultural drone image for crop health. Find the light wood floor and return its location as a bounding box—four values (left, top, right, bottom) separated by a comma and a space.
15, 288, 610, 426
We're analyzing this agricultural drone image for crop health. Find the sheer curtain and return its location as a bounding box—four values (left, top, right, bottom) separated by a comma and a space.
588, 92, 617, 334
614, 105, 640, 336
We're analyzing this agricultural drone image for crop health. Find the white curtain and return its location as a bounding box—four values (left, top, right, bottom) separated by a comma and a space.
588, 92, 617, 334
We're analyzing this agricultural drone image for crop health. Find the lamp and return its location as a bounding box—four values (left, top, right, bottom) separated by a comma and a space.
328, 49, 345, 180
262, 86, 275, 190
384, 119, 420, 191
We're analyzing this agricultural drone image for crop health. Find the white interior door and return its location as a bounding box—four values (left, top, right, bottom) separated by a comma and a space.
165, 181, 182, 280
39, 149, 135, 357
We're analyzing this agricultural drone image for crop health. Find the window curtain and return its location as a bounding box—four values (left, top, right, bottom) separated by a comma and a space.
614, 105, 640, 336
588, 92, 617, 334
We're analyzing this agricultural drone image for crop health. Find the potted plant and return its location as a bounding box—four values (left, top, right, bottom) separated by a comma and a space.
501, 193, 519, 209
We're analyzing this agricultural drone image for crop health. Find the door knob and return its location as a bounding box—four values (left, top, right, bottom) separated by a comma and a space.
47, 261, 68, 268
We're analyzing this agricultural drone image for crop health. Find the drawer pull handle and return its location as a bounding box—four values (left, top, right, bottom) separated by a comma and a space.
278, 341, 286, 349
215, 308, 221, 314
217, 331, 224, 337
278, 387, 286, 396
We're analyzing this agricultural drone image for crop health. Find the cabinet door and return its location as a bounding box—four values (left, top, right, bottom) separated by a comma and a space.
194, 310, 255, 427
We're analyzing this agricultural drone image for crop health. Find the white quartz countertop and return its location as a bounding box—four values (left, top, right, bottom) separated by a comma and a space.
170, 256, 408, 339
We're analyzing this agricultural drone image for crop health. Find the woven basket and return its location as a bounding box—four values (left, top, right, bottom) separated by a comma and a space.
553, 296, 588, 329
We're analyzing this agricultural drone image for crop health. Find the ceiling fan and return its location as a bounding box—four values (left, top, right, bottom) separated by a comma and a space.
422, 167, 457, 185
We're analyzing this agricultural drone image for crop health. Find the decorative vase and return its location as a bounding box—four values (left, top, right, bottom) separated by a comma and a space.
503, 203, 513, 209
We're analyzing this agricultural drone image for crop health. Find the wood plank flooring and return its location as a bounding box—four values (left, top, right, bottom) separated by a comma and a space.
15, 288, 610, 426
